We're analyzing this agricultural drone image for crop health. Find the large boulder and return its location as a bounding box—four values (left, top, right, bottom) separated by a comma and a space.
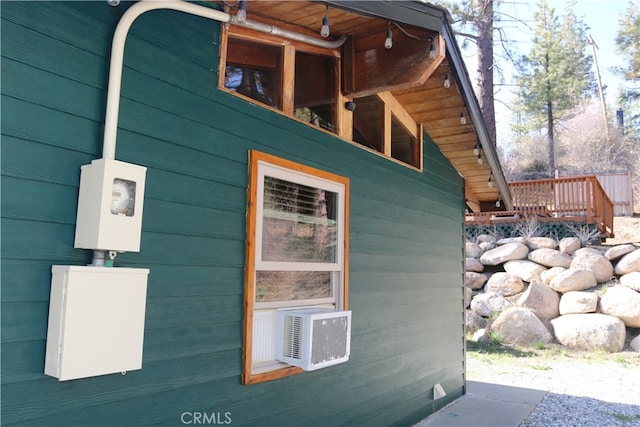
620, 271, 640, 292
527, 237, 557, 250
464, 286, 473, 308
480, 243, 529, 266
549, 269, 597, 293
466, 272, 489, 290
614, 249, 640, 275
466, 309, 487, 332
558, 291, 598, 315
517, 279, 560, 320
570, 253, 614, 283
631, 335, 640, 352
551, 313, 626, 352
559, 237, 581, 254
528, 248, 573, 268
485, 272, 525, 297
600, 286, 640, 327
465, 257, 484, 272
470, 292, 512, 318
479, 241, 496, 251
497, 237, 527, 245
504, 260, 547, 283
466, 242, 483, 259
574, 247, 603, 257
540, 267, 566, 286
604, 244, 636, 261
490, 307, 553, 346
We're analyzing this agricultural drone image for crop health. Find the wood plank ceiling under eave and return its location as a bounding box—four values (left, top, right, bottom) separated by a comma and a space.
215, 0, 502, 209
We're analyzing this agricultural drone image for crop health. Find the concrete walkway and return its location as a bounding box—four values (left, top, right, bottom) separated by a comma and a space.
415, 381, 547, 427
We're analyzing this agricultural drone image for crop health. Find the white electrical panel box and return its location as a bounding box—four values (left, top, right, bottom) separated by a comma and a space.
45, 265, 149, 381
74, 158, 147, 252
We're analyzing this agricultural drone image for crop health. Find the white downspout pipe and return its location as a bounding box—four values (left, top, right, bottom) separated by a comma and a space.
102, 0, 230, 160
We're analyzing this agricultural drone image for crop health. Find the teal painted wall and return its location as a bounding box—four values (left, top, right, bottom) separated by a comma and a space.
1, 2, 465, 425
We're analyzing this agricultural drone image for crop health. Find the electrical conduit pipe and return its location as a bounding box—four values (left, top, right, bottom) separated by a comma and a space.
102, 0, 230, 160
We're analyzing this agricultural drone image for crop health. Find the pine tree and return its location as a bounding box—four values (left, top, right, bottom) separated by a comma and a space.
514, 0, 594, 177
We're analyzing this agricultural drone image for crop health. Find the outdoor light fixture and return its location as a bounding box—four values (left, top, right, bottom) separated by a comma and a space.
488, 174, 494, 188
496, 199, 501, 208
460, 111, 467, 125
477, 153, 483, 165
473, 142, 480, 156
384, 21, 393, 49
429, 42, 436, 59
320, 5, 330, 38
444, 74, 451, 88
236, 0, 247, 23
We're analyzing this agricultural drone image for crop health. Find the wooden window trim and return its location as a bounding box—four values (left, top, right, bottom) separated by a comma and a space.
243, 150, 350, 385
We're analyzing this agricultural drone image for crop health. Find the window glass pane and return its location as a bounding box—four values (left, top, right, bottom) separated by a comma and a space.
262, 176, 338, 263
352, 95, 384, 152
294, 52, 337, 133
391, 114, 419, 167
224, 38, 282, 109
256, 271, 332, 302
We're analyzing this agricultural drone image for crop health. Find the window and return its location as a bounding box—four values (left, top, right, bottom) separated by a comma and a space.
220, 29, 423, 170
224, 37, 283, 109
243, 151, 349, 384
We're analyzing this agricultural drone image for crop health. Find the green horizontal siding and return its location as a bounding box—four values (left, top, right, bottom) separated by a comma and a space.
1, 2, 465, 426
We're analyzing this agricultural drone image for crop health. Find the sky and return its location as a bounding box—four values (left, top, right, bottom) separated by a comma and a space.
453, 0, 634, 148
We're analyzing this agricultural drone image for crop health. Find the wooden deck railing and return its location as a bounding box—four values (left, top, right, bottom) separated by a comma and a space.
466, 176, 614, 237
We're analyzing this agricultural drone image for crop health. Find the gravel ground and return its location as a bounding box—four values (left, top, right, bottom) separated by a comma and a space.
467, 350, 640, 427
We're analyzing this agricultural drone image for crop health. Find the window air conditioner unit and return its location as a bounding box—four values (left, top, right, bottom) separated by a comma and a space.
275, 308, 352, 371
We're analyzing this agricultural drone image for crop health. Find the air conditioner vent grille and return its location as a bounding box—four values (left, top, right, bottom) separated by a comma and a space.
282, 315, 303, 359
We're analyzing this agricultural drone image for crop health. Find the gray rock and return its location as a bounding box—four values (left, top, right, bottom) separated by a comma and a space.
479, 241, 496, 251
600, 286, 640, 328
558, 291, 598, 315
464, 286, 473, 308
480, 243, 529, 266
466, 242, 483, 259
485, 272, 525, 297
540, 267, 566, 286
466, 271, 489, 290
504, 260, 547, 283
570, 253, 614, 283
528, 248, 573, 268
517, 279, 560, 320
549, 269, 597, 293
490, 307, 553, 346
465, 257, 484, 272
471, 328, 489, 343
551, 313, 626, 352
630, 335, 640, 352
466, 309, 487, 332
614, 249, 640, 275
620, 271, 640, 292
574, 247, 604, 257
470, 292, 512, 318
477, 234, 497, 244
604, 244, 636, 261
497, 237, 527, 245
559, 237, 581, 254
528, 237, 557, 250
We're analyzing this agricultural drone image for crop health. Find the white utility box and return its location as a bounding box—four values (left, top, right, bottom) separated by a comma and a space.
74, 158, 146, 252
45, 265, 149, 381
276, 308, 351, 371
